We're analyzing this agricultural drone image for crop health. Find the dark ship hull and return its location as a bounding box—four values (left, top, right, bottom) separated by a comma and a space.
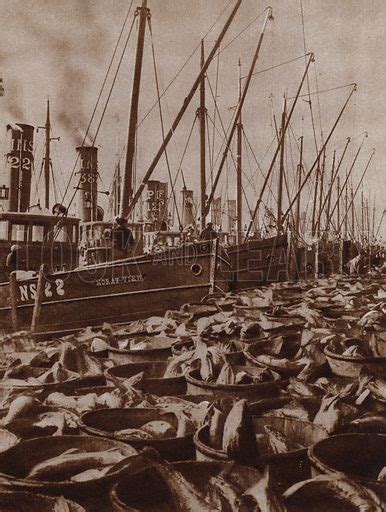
227, 234, 289, 289
296, 238, 359, 279
0, 240, 230, 335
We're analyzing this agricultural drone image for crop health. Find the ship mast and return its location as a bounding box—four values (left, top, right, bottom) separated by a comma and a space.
294, 134, 304, 239
277, 95, 286, 233
39, 99, 58, 209
121, 0, 149, 219
236, 59, 243, 244
44, 100, 51, 209
205, 7, 273, 216
199, 40, 207, 232
126, 0, 242, 219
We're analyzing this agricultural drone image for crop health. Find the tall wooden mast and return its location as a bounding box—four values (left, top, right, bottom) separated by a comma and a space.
121, 0, 148, 218
199, 40, 207, 231
43, 99, 51, 209
205, 7, 273, 216
337, 176, 341, 233
311, 155, 320, 236
325, 150, 335, 234
236, 59, 243, 243
351, 184, 355, 239
344, 170, 348, 238
294, 134, 303, 239
317, 148, 326, 236
277, 95, 286, 233
126, 0, 242, 219
361, 187, 364, 244
39, 99, 60, 209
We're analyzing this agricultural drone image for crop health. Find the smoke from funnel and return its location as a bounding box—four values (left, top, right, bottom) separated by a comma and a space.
1, 0, 110, 144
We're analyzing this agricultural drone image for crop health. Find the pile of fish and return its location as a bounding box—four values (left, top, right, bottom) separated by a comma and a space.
0, 276, 384, 510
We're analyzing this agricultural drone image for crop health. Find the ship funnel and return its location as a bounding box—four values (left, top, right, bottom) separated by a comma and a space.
146, 180, 168, 230
76, 145, 98, 222
1, 123, 34, 212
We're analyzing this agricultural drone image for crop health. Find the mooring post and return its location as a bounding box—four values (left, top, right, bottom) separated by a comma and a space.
31, 264, 47, 332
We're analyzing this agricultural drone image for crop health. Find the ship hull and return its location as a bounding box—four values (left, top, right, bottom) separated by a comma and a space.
228, 234, 289, 289
296, 238, 359, 279
0, 241, 230, 335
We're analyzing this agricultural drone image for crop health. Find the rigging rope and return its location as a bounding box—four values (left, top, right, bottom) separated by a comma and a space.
215, 7, 268, 57
160, 115, 198, 229
246, 53, 310, 79
242, 128, 277, 205
288, 83, 355, 100
61, 0, 134, 206
148, 17, 183, 229
205, 73, 237, 175
299, 0, 318, 156
137, 0, 233, 129
205, 111, 237, 191
314, 61, 324, 144
63, 11, 137, 218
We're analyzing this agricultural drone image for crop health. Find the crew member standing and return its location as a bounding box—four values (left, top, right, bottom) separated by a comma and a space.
199, 222, 218, 241
112, 217, 135, 259
5, 245, 22, 278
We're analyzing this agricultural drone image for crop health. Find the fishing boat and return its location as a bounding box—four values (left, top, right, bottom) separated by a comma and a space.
0, 0, 240, 334
0, 238, 227, 334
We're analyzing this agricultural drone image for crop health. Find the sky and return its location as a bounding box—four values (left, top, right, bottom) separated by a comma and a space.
0, 0, 384, 238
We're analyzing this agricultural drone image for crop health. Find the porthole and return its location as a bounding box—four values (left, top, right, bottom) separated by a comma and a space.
190, 263, 203, 276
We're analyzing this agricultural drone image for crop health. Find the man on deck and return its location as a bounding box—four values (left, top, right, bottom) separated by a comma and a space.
199, 222, 218, 241
5, 245, 22, 278
111, 217, 135, 259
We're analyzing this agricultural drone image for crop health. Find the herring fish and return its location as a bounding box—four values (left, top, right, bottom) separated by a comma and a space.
114, 428, 153, 440
289, 377, 324, 397
27, 447, 127, 481
1, 395, 39, 426
222, 399, 259, 466
264, 425, 303, 454
148, 451, 213, 511
283, 474, 383, 511
377, 466, 386, 482
241, 466, 286, 512
207, 475, 243, 512
367, 379, 386, 401
54, 496, 71, 512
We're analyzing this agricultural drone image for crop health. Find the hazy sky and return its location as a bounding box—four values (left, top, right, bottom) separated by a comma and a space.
0, 0, 384, 237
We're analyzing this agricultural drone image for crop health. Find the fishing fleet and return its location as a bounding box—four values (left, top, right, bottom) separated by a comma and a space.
0, 0, 383, 335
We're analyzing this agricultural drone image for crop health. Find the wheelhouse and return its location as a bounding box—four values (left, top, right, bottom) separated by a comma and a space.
0, 211, 79, 282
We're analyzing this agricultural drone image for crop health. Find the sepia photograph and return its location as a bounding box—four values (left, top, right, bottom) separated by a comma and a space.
0, 0, 385, 510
